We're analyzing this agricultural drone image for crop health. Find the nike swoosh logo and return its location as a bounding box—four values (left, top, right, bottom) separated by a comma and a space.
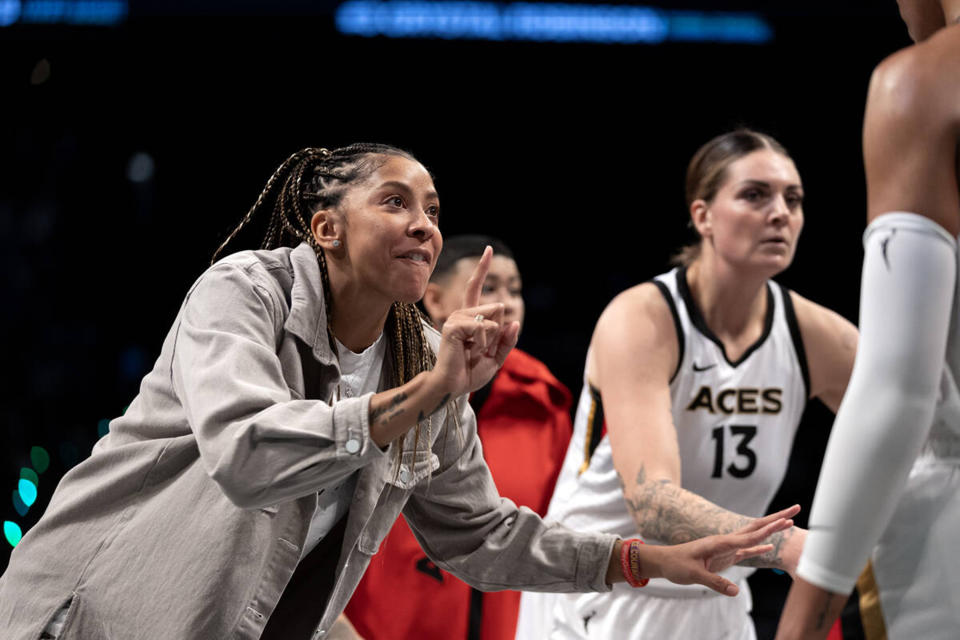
693, 362, 717, 372
881, 229, 896, 271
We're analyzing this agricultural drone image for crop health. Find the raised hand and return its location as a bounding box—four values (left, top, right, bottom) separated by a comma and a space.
432, 247, 520, 397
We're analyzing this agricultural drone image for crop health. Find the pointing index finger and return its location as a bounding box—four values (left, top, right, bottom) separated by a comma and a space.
462, 245, 493, 309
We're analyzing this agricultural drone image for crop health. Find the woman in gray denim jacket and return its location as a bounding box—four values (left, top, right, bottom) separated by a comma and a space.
0, 144, 795, 640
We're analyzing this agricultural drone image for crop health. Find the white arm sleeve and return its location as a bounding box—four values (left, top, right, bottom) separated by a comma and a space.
797, 212, 957, 594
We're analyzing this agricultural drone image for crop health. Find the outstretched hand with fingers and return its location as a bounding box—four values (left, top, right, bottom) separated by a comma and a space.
641, 505, 801, 596
432, 246, 520, 397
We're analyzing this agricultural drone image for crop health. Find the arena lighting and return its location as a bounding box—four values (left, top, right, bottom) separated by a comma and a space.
4, 521, 22, 547
335, 0, 773, 44
126, 152, 155, 184
5, 447, 50, 548
13, 490, 29, 517
0, 0, 126, 26
30, 446, 50, 474
17, 478, 38, 507
0, 0, 20, 27
20, 467, 39, 489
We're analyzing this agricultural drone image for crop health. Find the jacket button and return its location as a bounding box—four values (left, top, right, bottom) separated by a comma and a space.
398, 466, 411, 484
345, 438, 360, 454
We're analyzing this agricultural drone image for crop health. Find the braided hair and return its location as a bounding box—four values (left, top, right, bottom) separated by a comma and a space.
213, 144, 440, 461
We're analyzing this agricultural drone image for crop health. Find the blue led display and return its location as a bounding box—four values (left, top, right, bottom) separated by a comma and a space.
336, 0, 772, 44
0, 0, 20, 26
1, 0, 126, 26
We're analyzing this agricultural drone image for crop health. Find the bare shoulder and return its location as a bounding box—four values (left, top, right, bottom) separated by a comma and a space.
591, 282, 678, 388
597, 282, 672, 330
868, 27, 960, 124
864, 26, 960, 233
788, 291, 858, 406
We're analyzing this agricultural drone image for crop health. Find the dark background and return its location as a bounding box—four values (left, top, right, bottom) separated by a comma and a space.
1, 1, 909, 636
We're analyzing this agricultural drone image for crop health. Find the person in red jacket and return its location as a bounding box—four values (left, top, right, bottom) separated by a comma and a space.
344, 235, 573, 640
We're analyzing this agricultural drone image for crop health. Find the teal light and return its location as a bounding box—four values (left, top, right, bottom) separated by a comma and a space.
30, 446, 50, 473
98, 418, 111, 437
12, 490, 28, 516
18, 479, 37, 507
20, 467, 39, 487
3, 521, 22, 547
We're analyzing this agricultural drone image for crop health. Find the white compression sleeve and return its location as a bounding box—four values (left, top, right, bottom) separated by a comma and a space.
797, 212, 957, 594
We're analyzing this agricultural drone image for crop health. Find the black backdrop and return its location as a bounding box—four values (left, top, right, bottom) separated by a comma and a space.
1, 3, 909, 636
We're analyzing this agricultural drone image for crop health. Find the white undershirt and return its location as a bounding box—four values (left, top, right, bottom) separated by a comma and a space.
299, 332, 386, 560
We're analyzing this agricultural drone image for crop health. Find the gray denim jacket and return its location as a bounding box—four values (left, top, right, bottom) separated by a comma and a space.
0, 243, 616, 640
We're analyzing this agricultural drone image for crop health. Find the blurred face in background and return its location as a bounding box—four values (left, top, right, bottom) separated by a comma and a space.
423, 255, 525, 333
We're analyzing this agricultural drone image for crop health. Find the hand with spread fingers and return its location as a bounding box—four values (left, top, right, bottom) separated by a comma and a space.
658, 505, 801, 596
607, 505, 802, 597
431, 246, 520, 398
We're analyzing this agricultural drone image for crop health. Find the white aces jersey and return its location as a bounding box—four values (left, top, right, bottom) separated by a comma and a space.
546, 266, 809, 594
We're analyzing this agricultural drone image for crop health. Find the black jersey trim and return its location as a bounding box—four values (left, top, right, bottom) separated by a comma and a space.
779, 285, 811, 399
675, 265, 775, 368
652, 279, 685, 384
579, 384, 607, 475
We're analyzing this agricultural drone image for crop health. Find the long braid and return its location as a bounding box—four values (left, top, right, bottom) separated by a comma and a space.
211, 148, 323, 265
214, 144, 443, 468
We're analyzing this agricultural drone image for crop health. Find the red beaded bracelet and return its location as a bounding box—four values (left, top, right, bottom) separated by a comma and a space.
619, 538, 649, 588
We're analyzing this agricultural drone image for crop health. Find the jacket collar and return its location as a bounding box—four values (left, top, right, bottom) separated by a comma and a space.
285, 242, 338, 366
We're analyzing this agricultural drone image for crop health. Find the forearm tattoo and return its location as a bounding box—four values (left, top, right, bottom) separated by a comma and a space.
371, 391, 450, 428
619, 465, 739, 543
619, 464, 789, 567
430, 393, 450, 416
370, 392, 408, 425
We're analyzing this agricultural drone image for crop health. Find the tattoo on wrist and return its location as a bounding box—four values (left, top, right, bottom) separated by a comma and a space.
739, 528, 788, 567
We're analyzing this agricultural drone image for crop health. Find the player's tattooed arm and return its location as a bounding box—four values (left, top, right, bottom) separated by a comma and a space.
619, 464, 801, 572
367, 377, 452, 447
737, 526, 797, 569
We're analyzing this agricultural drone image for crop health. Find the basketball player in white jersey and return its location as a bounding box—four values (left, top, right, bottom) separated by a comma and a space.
777, 2, 960, 638
516, 130, 858, 640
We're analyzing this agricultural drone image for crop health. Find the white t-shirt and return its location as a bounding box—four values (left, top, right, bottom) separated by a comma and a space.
299, 332, 386, 560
